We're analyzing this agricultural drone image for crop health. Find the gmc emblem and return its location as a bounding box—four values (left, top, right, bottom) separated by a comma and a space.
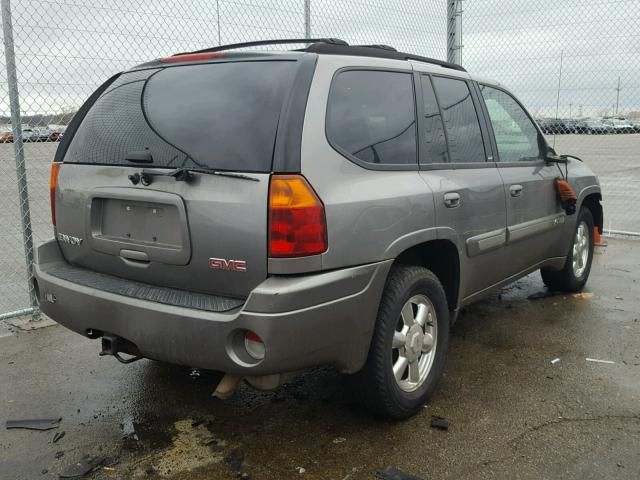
209, 258, 247, 272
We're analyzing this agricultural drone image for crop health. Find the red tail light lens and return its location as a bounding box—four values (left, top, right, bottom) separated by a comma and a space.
50, 162, 62, 226
159, 51, 225, 63
269, 175, 327, 257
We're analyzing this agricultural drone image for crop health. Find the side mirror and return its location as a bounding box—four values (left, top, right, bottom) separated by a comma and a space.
545, 153, 568, 164
544, 146, 567, 164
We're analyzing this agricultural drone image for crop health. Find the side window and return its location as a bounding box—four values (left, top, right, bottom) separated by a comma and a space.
327, 70, 417, 165
431, 76, 486, 163
479, 85, 543, 162
419, 75, 448, 163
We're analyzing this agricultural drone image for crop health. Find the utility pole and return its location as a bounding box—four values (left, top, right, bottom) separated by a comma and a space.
553, 50, 563, 148
216, 0, 221, 45
554, 50, 563, 120
569, 103, 573, 118
615, 76, 621, 115
447, 1, 463, 64
304, 0, 311, 39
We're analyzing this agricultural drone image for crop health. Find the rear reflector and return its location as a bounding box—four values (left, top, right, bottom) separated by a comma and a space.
159, 51, 225, 63
269, 175, 327, 257
244, 331, 265, 360
50, 162, 62, 226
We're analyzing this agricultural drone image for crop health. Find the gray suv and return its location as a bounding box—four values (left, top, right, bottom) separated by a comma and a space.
33, 39, 602, 419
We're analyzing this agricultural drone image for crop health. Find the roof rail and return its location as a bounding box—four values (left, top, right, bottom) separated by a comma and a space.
173, 38, 466, 72
354, 44, 398, 52
182, 38, 348, 55
302, 43, 466, 72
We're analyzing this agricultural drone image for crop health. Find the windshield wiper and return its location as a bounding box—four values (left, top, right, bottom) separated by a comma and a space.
129, 167, 259, 186
175, 168, 260, 182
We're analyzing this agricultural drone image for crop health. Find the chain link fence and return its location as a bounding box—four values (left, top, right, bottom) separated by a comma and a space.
1, 0, 639, 318
459, 0, 640, 235
0, 0, 446, 317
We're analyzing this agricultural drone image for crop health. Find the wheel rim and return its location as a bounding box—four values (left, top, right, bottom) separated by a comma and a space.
391, 294, 437, 393
572, 221, 590, 278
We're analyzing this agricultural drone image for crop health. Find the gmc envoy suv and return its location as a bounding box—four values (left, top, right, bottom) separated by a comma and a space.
34, 39, 602, 419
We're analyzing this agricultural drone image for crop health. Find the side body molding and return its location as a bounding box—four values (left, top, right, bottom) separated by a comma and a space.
507, 213, 566, 244
466, 228, 507, 257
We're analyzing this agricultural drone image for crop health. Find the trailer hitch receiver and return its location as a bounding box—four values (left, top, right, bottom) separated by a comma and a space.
99, 334, 143, 364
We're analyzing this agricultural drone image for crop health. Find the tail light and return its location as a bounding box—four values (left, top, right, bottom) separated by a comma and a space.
269, 175, 327, 257
50, 162, 62, 226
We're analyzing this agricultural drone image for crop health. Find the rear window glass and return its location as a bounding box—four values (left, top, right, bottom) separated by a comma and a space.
326, 70, 417, 165
64, 61, 297, 172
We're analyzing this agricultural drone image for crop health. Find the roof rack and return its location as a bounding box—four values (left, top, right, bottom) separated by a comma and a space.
184, 38, 348, 55
354, 44, 397, 51
302, 42, 467, 72
174, 38, 466, 72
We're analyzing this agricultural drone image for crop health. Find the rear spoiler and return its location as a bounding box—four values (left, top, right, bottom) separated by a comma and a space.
54, 72, 122, 163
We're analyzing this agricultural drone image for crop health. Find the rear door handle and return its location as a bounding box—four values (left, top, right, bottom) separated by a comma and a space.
510, 184, 523, 197
120, 249, 149, 264
443, 192, 461, 208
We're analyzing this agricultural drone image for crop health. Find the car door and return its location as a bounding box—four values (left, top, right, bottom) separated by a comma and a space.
476, 83, 566, 276
418, 74, 508, 302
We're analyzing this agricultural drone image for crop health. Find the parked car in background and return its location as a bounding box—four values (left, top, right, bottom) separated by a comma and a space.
48, 126, 66, 142
0, 126, 67, 142
49, 131, 64, 142
577, 119, 611, 135
603, 118, 634, 134
34, 38, 603, 419
0, 130, 13, 143
562, 119, 580, 134
536, 118, 559, 134
537, 118, 576, 134
34, 127, 53, 142
20, 128, 39, 142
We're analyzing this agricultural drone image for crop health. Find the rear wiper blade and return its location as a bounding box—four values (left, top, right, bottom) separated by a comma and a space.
175, 168, 260, 182
129, 167, 259, 186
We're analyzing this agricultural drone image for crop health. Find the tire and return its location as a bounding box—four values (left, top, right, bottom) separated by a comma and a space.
352, 265, 449, 420
541, 207, 595, 292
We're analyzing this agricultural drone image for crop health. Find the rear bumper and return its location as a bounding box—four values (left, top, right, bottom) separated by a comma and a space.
33, 240, 391, 375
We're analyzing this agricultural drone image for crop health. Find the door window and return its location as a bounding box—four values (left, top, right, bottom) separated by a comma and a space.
419, 75, 448, 163
480, 85, 543, 163
431, 76, 486, 163
327, 70, 417, 165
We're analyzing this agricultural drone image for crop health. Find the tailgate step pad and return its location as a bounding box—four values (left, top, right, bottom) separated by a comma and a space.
47, 264, 244, 312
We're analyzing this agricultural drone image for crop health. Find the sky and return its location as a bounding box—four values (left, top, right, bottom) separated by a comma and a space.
1, 0, 639, 118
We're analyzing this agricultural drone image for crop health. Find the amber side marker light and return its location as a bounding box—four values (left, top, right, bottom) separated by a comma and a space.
268, 175, 327, 257
50, 162, 62, 226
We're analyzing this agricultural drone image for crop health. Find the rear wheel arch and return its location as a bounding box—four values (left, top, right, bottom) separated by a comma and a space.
392, 240, 460, 313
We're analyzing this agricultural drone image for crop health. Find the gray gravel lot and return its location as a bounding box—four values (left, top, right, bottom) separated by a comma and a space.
1, 134, 639, 312
0, 238, 639, 479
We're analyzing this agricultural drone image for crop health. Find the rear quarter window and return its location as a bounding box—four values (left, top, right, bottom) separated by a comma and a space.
63, 61, 298, 172
326, 70, 417, 166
